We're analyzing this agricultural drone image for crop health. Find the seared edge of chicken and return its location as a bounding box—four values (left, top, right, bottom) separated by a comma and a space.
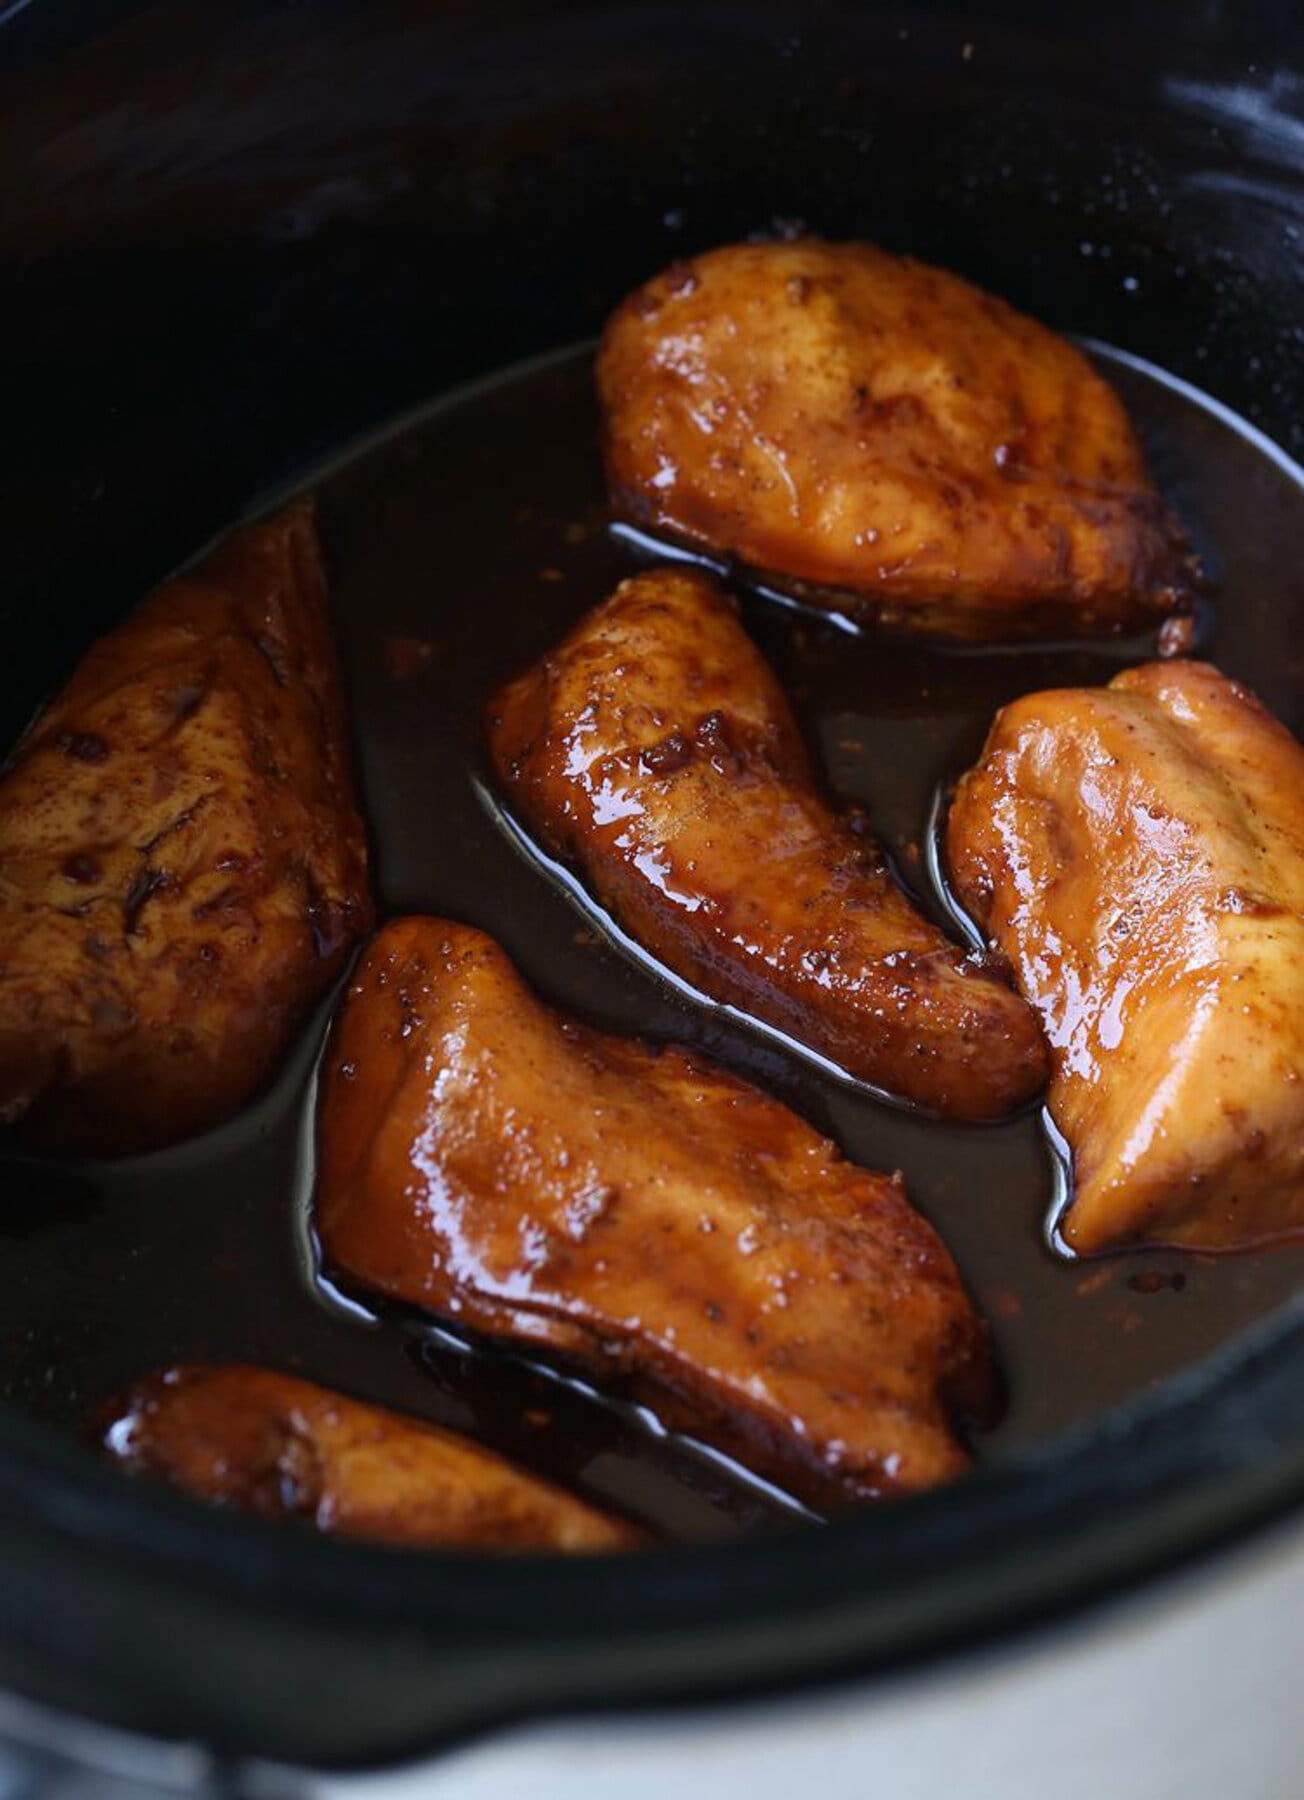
100, 1363, 642, 1552
487, 566, 1047, 1120
0, 499, 373, 1155
598, 238, 1194, 640
947, 659, 1304, 1252
314, 916, 997, 1505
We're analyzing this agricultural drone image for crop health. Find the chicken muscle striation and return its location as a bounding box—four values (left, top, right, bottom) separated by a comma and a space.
947, 660, 1304, 1253
314, 917, 995, 1505
102, 1364, 639, 1552
0, 500, 372, 1154
487, 567, 1047, 1120
598, 238, 1192, 640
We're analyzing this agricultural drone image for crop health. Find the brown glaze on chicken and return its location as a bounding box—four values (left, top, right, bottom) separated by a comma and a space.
101, 1365, 639, 1552
948, 661, 1304, 1253
0, 501, 372, 1155
487, 567, 1047, 1120
315, 917, 995, 1505
598, 239, 1193, 640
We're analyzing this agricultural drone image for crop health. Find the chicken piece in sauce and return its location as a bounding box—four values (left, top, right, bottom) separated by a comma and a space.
0, 500, 372, 1154
314, 917, 996, 1506
947, 660, 1304, 1253
102, 1364, 639, 1552
598, 238, 1193, 640
488, 567, 1047, 1121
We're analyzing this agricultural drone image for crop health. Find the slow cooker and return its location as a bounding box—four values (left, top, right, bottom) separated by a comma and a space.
0, 3, 1301, 1794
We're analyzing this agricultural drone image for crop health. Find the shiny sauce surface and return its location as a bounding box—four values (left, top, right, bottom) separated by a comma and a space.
2, 343, 1303, 1542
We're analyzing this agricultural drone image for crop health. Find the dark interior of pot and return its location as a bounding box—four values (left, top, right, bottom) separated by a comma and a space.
0, 0, 1302, 1771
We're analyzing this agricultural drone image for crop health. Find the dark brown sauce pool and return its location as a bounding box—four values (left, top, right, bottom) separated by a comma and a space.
3, 342, 1304, 1543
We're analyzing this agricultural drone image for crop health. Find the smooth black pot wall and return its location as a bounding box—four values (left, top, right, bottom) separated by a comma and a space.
0, 0, 1302, 1772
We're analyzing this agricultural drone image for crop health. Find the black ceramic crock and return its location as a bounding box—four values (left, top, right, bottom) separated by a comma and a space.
0, 0, 1301, 1774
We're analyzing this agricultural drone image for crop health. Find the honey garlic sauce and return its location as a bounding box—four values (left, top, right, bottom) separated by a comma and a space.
1, 340, 1302, 1535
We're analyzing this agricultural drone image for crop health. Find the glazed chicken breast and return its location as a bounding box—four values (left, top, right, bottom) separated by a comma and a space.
487, 567, 1046, 1120
0, 500, 372, 1155
315, 918, 994, 1504
947, 660, 1304, 1253
102, 1365, 639, 1552
598, 238, 1192, 640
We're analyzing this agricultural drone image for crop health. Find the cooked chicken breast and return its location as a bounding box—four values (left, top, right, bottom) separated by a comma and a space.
947, 660, 1304, 1253
487, 567, 1046, 1120
0, 500, 372, 1155
102, 1364, 639, 1552
598, 238, 1192, 640
315, 917, 995, 1505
